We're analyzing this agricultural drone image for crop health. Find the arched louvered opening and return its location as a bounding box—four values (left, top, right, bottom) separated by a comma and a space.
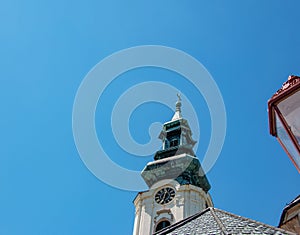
155, 220, 171, 232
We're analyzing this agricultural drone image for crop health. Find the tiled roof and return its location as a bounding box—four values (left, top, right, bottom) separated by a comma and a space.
154, 207, 296, 235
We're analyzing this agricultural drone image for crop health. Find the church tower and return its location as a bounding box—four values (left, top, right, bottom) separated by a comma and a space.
133, 95, 213, 235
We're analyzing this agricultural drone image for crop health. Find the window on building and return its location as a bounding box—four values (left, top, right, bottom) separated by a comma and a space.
169, 138, 178, 147
164, 140, 169, 149
155, 220, 171, 232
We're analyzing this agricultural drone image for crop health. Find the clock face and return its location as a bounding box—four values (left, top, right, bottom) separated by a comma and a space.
155, 187, 175, 204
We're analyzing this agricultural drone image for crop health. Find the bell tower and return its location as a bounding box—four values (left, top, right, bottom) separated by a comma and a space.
133, 95, 213, 235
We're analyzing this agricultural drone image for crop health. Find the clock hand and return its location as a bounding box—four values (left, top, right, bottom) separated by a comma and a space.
163, 191, 167, 200
160, 190, 167, 203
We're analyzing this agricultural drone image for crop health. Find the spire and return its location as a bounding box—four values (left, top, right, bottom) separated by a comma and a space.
171, 93, 182, 121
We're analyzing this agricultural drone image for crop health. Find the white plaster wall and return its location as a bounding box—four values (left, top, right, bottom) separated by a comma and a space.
133, 180, 213, 235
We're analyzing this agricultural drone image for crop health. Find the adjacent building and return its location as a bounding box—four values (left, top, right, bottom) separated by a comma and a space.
279, 195, 300, 234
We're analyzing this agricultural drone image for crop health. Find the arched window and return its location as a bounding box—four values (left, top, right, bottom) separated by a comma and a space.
155, 220, 171, 232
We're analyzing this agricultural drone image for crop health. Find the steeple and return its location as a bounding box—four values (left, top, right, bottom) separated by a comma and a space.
156, 95, 197, 160
133, 95, 213, 235
141, 96, 210, 190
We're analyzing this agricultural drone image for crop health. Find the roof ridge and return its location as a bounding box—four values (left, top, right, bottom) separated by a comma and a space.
212, 207, 296, 235
210, 207, 229, 235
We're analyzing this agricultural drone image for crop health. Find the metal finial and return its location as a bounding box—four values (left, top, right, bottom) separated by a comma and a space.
176, 93, 182, 112
171, 93, 182, 121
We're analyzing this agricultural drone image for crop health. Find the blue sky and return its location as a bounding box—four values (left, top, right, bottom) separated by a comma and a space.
1, 1, 300, 234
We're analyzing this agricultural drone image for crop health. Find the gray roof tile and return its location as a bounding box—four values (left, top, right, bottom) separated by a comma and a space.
154, 207, 296, 235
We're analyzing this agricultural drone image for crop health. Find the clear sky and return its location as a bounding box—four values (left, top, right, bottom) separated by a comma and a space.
1, 1, 300, 234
